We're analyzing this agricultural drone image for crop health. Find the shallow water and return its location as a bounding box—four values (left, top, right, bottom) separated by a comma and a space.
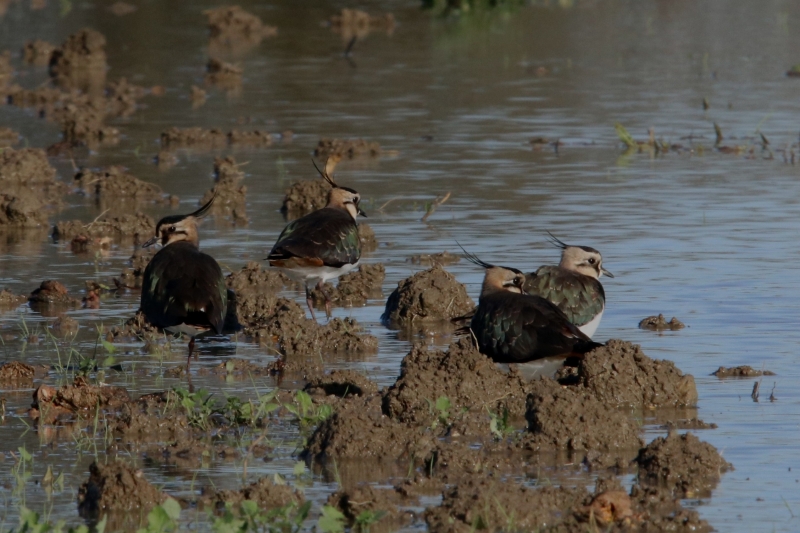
2, 0, 800, 530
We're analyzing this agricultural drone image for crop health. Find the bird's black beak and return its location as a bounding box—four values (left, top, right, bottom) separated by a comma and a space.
142, 236, 159, 248
601, 267, 614, 279
358, 208, 367, 218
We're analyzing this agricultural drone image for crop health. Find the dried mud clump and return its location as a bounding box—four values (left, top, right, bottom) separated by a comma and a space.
639, 314, 685, 331
577, 339, 698, 408
200, 156, 248, 224
425, 477, 587, 533
315, 138, 382, 160
161, 127, 228, 149
310, 263, 385, 308
205, 5, 277, 57
520, 379, 644, 455
381, 265, 474, 326
209, 476, 303, 511
53, 212, 155, 244
28, 280, 80, 307
49, 29, 108, 92
22, 39, 56, 66
74, 166, 171, 204
636, 432, 732, 498
329, 9, 395, 41
408, 251, 460, 266
206, 58, 242, 90
0, 361, 35, 385
77, 461, 166, 515
280, 178, 332, 218
305, 369, 379, 398
30, 378, 130, 424
0, 288, 26, 308
384, 338, 531, 424
712, 365, 775, 378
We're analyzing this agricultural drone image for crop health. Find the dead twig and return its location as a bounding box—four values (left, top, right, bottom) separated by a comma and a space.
421, 191, 451, 222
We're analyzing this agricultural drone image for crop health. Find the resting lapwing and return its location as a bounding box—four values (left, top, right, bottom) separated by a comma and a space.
523, 233, 613, 338
267, 161, 365, 320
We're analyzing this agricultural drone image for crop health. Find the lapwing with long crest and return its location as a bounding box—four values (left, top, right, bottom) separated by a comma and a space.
140, 195, 235, 373
523, 233, 613, 338
267, 161, 366, 320
458, 244, 602, 364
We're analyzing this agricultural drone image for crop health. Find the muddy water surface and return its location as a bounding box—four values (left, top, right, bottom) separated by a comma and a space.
2, 1, 800, 531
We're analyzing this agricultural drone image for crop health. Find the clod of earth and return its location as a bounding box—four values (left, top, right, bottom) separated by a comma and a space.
660, 418, 718, 430
315, 138, 382, 160
0, 147, 66, 224
190, 85, 207, 108
199, 156, 248, 225
206, 476, 303, 512
408, 251, 461, 266
381, 265, 474, 326
712, 365, 775, 378
327, 484, 411, 530
205, 5, 277, 57
576, 339, 698, 408
329, 9, 395, 41
113, 248, 156, 290
0, 288, 26, 308
280, 178, 332, 218
0, 127, 19, 147
77, 460, 166, 516
30, 377, 130, 424
0, 51, 13, 88
636, 432, 732, 498
0, 360, 35, 386
305, 369, 379, 398
28, 280, 80, 308
639, 313, 685, 331
74, 166, 174, 205
49, 28, 108, 93
160, 127, 282, 150
53, 212, 155, 244
205, 58, 242, 91
309, 263, 385, 308
22, 39, 56, 66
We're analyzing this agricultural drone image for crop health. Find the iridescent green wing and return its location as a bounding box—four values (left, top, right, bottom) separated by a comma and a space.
523, 266, 604, 327
269, 208, 361, 267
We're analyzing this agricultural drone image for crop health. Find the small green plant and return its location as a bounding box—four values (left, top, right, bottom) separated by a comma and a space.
354, 509, 387, 533
426, 396, 452, 429
173, 387, 216, 430
487, 407, 514, 440
9, 507, 105, 533
284, 390, 332, 427
317, 505, 346, 533
211, 500, 311, 533
136, 498, 181, 533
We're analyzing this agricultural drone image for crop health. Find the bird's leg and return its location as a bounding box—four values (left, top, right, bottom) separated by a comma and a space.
305, 285, 317, 321
187, 337, 196, 393
316, 280, 332, 318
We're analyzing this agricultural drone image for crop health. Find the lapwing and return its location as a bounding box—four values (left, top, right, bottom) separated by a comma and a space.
523, 233, 613, 338
267, 161, 365, 320
140, 196, 232, 372
460, 246, 602, 365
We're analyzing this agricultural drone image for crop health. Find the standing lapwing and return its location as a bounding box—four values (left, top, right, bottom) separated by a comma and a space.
140, 196, 231, 372
460, 246, 602, 365
267, 161, 365, 320
523, 233, 613, 338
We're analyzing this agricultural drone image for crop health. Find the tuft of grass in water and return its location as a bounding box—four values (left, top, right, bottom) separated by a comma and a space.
284, 390, 333, 428
614, 123, 637, 149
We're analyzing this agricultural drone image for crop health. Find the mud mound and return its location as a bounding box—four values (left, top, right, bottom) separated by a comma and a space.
30, 378, 130, 424
329, 9, 395, 41
305, 370, 379, 398
206, 5, 277, 57
577, 339, 698, 408
0, 147, 64, 201
713, 365, 775, 378
315, 138, 382, 160
359, 223, 378, 250
305, 394, 435, 461
77, 460, 165, 515
384, 338, 530, 425
113, 248, 156, 289
28, 280, 80, 307
636, 432, 732, 498
310, 263, 385, 308
161, 127, 228, 149
228, 129, 275, 146
280, 178, 332, 218
49, 29, 107, 92
521, 380, 644, 454
639, 314, 685, 331
22, 40, 56, 66
226, 261, 297, 296
0, 361, 35, 386
328, 485, 411, 530
109, 311, 161, 339
382, 265, 474, 326
210, 476, 303, 510
206, 58, 242, 90
53, 212, 155, 244
425, 477, 587, 533
200, 156, 247, 224
408, 251, 460, 266
74, 166, 171, 204
0, 289, 26, 308
0, 192, 49, 228
0, 127, 19, 147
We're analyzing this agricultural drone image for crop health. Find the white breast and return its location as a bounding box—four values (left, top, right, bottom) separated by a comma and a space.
578, 309, 603, 338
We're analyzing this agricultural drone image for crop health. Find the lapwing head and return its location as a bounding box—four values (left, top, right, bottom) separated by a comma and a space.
546, 232, 614, 280
143, 195, 215, 248
457, 242, 527, 297
313, 159, 367, 221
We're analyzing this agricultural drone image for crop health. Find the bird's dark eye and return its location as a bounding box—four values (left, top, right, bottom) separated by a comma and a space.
168, 225, 176, 232
588, 258, 596, 265
515, 276, 524, 286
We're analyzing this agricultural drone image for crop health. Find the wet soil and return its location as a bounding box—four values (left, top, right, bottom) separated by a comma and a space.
304, 369, 379, 399
712, 365, 775, 378
205, 476, 303, 511
53, 212, 155, 245
309, 264, 385, 308
49, 28, 108, 92
29, 377, 130, 424
639, 314, 686, 331
280, 178, 331, 218
199, 156, 248, 225
0, 127, 19, 146
0, 147, 65, 226
381, 265, 475, 327
28, 280, 80, 309
408, 251, 461, 266
314, 138, 382, 160
636, 432, 733, 498
160, 127, 283, 150
327, 484, 413, 531
77, 460, 166, 516
205, 58, 242, 91
0, 360, 35, 386
22, 39, 56, 66
74, 166, 174, 206
205, 5, 277, 58
0, 288, 26, 308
